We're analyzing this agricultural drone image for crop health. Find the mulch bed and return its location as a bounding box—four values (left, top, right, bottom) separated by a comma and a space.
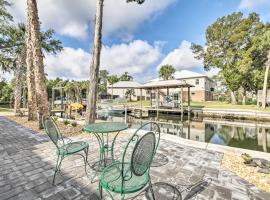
6, 116, 87, 137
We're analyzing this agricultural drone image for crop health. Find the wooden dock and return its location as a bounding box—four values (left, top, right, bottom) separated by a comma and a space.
129, 106, 196, 117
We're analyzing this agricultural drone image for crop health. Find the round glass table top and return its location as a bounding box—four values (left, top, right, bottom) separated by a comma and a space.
83, 122, 128, 134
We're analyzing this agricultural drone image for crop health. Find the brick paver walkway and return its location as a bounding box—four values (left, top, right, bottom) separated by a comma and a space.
0, 116, 270, 200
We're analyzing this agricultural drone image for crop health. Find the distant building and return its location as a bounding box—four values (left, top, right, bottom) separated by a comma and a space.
257, 90, 270, 106
107, 81, 148, 101
150, 70, 214, 102
107, 70, 214, 102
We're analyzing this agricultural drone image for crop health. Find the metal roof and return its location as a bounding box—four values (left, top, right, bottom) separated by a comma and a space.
137, 79, 194, 89
150, 70, 208, 82
107, 81, 142, 89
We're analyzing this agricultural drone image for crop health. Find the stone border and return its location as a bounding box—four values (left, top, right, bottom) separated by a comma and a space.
162, 132, 270, 160
198, 108, 270, 122
127, 128, 270, 160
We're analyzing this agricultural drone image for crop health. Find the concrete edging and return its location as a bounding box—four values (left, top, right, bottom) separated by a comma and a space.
162, 133, 270, 160
199, 108, 270, 121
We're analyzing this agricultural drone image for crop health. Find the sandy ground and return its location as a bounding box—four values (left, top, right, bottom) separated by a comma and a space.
222, 152, 270, 192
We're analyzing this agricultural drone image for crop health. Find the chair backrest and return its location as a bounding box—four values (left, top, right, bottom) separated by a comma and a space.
130, 132, 156, 176
42, 117, 64, 148
121, 122, 160, 179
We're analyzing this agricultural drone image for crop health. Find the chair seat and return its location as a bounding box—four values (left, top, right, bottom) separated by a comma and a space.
57, 141, 89, 155
100, 162, 149, 194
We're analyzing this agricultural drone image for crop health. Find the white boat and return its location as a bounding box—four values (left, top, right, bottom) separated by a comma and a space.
97, 106, 125, 114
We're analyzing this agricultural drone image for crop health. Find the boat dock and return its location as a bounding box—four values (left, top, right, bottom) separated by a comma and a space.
129, 106, 199, 118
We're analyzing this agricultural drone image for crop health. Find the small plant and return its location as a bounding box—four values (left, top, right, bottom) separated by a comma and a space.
52, 116, 59, 121
71, 121, 77, 127
63, 119, 70, 125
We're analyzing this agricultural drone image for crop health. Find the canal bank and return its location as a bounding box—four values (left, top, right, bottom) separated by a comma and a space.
195, 108, 270, 122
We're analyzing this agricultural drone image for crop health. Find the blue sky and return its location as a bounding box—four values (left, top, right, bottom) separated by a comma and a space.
4, 0, 270, 82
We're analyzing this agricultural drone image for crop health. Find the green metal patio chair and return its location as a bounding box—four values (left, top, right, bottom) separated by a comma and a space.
43, 117, 89, 185
99, 122, 160, 200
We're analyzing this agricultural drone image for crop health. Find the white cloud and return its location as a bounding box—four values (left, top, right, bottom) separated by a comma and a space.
44, 40, 162, 80
101, 40, 162, 75
9, 0, 175, 40
157, 40, 203, 71
45, 47, 91, 80
0, 72, 13, 81
239, 0, 269, 9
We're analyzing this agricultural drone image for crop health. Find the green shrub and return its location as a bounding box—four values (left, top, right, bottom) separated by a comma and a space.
63, 119, 70, 125
246, 98, 257, 105
71, 121, 77, 127
52, 116, 59, 121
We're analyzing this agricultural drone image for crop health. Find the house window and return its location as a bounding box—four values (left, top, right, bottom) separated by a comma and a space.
195, 79, 199, 85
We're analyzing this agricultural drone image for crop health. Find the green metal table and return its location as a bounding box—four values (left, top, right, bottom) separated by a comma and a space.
83, 122, 128, 182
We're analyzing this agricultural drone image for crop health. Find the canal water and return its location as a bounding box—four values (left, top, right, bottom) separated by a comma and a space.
97, 112, 270, 153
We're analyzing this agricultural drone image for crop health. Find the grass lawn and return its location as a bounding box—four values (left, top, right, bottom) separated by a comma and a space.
113, 100, 151, 107
0, 107, 13, 112
115, 100, 270, 112
189, 101, 270, 112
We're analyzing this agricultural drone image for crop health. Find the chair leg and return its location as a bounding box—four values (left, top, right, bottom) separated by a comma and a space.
149, 179, 155, 200
120, 194, 125, 200
100, 184, 114, 200
99, 180, 103, 199
53, 155, 63, 185
83, 146, 89, 175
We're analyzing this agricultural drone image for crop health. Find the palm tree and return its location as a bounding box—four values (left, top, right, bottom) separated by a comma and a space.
85, 0, 146, 124
85, 0, 104, 124
107, 75, 119, 99
258, 28, 270, 109
159, 64, 176, 95
26, 0, 53, 127
262, 50, 270, 108
79, 80, 89, 100
14, 47, 26, 115
120, 72, 133, 81
159, 64, 176, 80
0, 0, 12, 25
99, 69, 109, 94
125, 89, 135, 101
1, 23, 62, 116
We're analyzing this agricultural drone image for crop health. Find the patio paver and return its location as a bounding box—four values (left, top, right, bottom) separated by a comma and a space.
0, 116, 269, 200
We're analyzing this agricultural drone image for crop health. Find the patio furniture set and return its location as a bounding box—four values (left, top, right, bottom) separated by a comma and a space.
43, 117, 161, 199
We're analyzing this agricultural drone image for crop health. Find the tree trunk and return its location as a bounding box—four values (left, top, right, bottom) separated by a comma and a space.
111, 85, 113, 99
262, 50, 270, 109
27, 0, 50, 127
14, 48, 26, 115
231, 91, 237, 105
85, 0, 104, 124
242, 89, 246, 105
26, 16, 37, 121
257, 90, 260, 107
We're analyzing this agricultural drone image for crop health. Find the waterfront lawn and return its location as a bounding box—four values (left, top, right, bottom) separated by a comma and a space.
190, 101, 270, 111
114, 100, 151, 107
116, 100, 270, 112
0, 107, 12, 112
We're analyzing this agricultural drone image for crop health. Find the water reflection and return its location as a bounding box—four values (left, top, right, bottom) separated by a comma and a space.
96, 113, 270, 153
